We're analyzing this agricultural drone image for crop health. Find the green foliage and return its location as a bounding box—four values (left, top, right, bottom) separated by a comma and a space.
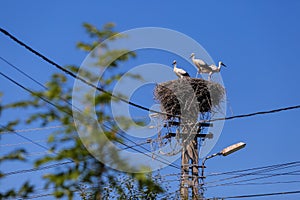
0, 182, 34, 199
0, 22, 166, 199
0, 148, 27, 162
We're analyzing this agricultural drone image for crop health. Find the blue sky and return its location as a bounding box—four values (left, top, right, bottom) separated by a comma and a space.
1, 0, 300, 199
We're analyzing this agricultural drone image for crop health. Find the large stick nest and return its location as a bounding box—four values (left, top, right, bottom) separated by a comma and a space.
154, 78, 225, 119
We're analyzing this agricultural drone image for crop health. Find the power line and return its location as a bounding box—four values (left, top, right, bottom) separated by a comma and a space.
103, 123, 181, 169
0, 71, 73, 116
205, 161, 300, 185
1, 71, 179, 170
0, 27, 170, 117
2, 161, 73, 177
206, 169, 300, 188
207, 161, 300, 177
0, 125, 64, 134
0, 55, 83, 113
207, 180, 300, 187
24, 193, 54, 199
0, 56, 47, 89
3, 28, 300, 123
0, 30, 182, 169
215, 190, 300, 199
0, 124, 52, 153
209, 104, 300, 122
0, 140, 46, 147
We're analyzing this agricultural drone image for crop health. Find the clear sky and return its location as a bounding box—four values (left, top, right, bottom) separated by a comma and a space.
1, 0, 300, 199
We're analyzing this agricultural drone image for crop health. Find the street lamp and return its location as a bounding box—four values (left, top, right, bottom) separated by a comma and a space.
200, 142, 246, 198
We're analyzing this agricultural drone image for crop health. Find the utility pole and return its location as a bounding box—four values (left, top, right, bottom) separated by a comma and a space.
177, 122, 213, 200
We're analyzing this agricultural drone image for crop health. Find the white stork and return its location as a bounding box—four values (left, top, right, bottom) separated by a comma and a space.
172, 60, 190, 79
190, 53, 226, 80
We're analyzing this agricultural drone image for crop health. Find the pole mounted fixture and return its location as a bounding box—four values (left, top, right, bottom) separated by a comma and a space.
220, 142, 246, 156
200, 142, 246, 199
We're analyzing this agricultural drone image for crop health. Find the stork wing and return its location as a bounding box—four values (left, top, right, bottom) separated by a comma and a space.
196, 59, 206, 66
195, 59, 211, 70
177, 68, 188, 75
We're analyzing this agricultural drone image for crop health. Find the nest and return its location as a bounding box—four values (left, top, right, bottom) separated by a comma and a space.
154, 78, 225, 119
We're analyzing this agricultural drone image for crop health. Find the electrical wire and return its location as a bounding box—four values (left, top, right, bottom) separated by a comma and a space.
0, 71, 73, 116
2, 161, 73, 177
208, 105, 300, 122
0, 124, 53, 153
214, 190, 300, 199
0, 56, 47, 89
1, 42, 180, 168
103, 123, 180, 169
206, 169, 300, 188
0, 140, 46, 147
205, 161, 300, 185
118, 140, 150, 151
207, 161, 300, 177
0, 125, 64, 134
3, 27, 300, 123
0, 27, 171, 117
3, 27, 300, 196
0, 55, 83, 113
24, 193, 54, 199
0, 71, 179, 170
206, 180, 300, 187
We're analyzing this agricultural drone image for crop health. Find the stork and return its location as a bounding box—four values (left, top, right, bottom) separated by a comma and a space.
190, 53, 226, 80
172, 60, 190, 79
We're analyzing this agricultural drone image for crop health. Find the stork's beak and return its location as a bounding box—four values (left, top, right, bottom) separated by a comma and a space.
221, 63, 227, 67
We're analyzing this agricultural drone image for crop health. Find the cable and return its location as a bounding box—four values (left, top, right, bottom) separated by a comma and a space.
215, 190, 300, 199
0, 71, 73, 116
4, 28, 300, 123
0, 124, 52, 153
207, 169, 300, 188
0, 56, 83, 113
207, 180, 300, 187
0, 125, 64, 134
0, 56, 47, 89
207, 161, 300, 177
24, 193, 53, 199
1, 71, 179, 170
0, 28, 171, 117
103, 123, 181, 169
0, 140, 46, 147
3, 161, 73, 177
118, 140, 150, 151
205, 161, 300, 184
208, 104, 300, 122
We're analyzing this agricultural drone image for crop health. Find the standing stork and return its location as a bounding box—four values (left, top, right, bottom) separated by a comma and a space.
206, 61, 227, 80
172, 60, 190, 79
190, 53, 226, 80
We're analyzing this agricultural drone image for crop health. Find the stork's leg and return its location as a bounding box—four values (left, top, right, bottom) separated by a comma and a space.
208, 72, 213, 81
196, 72, 199, 78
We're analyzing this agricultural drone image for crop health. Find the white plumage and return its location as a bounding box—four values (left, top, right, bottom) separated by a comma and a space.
190, 53, 226, 80
172, 60, 190, 79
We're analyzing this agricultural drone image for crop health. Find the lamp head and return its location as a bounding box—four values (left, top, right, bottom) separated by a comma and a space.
221, 142, 246, 156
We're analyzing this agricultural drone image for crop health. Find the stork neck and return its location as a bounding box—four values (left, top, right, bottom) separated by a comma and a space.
218, 62, 222, 69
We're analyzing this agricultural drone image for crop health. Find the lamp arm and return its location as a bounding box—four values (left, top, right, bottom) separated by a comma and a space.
201, 152, 222, 177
